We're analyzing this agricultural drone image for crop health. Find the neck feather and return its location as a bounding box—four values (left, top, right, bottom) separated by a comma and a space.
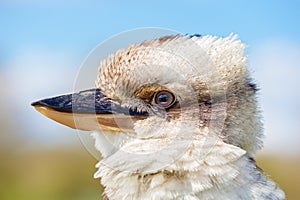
92, 132, 285, 200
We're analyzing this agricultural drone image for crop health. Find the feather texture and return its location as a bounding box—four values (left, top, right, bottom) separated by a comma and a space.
92, 34, 285, 200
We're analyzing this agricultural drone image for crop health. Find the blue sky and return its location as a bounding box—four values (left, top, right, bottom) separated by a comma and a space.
1, 0, 300, 62
0, 0, 299, 154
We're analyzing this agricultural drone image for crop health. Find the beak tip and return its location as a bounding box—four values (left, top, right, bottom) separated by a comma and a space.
31, 101, 40, 107
31, 100, 48, 108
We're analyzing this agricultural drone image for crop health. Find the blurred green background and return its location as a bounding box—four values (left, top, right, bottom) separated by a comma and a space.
1, 1, 299, 200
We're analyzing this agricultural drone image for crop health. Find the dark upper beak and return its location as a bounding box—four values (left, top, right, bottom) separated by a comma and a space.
31, 88, 147, 132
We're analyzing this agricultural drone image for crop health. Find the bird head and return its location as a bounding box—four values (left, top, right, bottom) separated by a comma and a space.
32, 34, 262, 173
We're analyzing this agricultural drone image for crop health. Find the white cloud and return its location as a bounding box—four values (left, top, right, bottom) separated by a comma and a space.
2, 39, 299, 154
249, 39, 300, 155
0, 48, 81, 148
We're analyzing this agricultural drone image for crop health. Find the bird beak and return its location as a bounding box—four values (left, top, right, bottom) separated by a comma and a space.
31, 89, 147, 132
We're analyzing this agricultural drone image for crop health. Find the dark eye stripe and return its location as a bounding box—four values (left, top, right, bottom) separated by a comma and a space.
154, 91, 176, 109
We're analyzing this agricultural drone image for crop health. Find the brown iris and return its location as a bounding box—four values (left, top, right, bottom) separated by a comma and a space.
154, 91, 176, 109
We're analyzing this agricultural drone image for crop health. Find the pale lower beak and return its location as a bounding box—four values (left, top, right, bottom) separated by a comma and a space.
31, 89, 147, 132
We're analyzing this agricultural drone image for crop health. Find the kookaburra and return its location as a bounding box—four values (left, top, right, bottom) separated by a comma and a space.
32, 34, 285, 200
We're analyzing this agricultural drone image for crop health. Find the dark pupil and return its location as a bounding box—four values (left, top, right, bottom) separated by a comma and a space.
158, 94, 169, 103
155, 91, 175, 108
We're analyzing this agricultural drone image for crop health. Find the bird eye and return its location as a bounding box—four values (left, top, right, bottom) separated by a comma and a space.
154, 91, 176, 109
